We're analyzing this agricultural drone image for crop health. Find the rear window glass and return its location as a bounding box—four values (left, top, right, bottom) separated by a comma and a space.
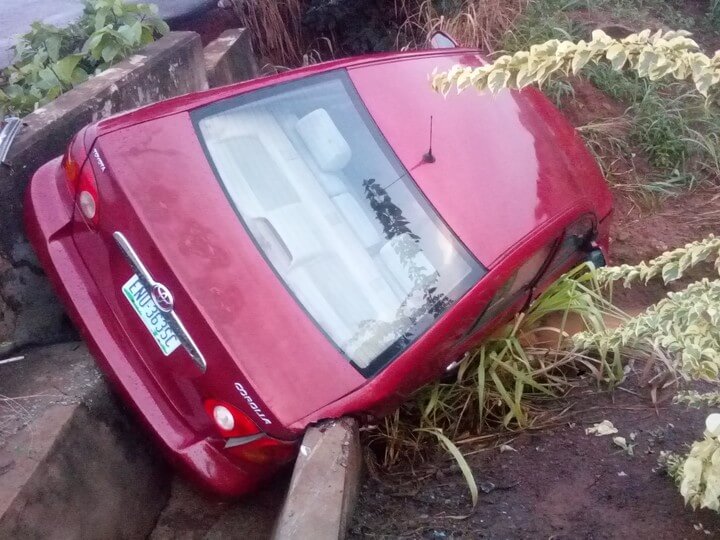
192, 71, 485, 376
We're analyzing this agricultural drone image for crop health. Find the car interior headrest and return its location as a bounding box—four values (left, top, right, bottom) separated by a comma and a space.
295, 108, 352, 172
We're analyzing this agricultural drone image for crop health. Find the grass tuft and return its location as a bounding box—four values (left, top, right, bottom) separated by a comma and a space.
367, 265, 626, 467
396, 0, 528, 52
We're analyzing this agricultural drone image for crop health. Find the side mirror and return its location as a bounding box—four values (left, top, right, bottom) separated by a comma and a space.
429, 31, 459, 49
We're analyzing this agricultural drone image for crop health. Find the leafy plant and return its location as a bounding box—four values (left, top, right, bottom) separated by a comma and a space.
668, 414, 720, 512
418, 26, 720, 510
431, 29, 720, 98
674, 391, 720, 408
0, 0, 168, 117
595, 234, 720, 286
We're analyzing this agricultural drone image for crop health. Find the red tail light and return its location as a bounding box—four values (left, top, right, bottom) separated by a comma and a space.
203, 399, 297, 465
62, 138, 100, 227
204, 399, 260, 438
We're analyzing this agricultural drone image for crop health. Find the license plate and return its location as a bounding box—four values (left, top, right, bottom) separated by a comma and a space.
122, 275, 181, 356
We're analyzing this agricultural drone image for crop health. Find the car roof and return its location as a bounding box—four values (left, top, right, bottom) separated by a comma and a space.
91, 48, 480, 136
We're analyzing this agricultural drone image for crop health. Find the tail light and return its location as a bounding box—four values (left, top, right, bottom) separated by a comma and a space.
204, 399, 260, 438
225, 436, 297, 465
61, 134, 99, 227
203, 398, 297, 466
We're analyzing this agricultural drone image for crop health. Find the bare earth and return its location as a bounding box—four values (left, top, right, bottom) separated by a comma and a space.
350, 379, 720, 538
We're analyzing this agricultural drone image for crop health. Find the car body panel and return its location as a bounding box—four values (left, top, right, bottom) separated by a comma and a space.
24, 158, 276, 495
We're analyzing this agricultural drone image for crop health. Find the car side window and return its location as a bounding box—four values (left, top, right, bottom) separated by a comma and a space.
463, 243, 555, 337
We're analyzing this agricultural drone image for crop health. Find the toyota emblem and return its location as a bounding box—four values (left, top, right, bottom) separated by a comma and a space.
151, 283, 174, 312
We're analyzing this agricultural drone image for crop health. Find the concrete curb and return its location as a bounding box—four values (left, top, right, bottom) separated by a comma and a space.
0, 343, 171, 538
273, 418, 362, 540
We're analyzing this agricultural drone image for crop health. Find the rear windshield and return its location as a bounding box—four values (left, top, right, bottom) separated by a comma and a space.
192, 70, 484, 376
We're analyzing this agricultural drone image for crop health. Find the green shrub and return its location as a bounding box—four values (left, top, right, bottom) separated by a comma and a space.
0, 0, 168, 117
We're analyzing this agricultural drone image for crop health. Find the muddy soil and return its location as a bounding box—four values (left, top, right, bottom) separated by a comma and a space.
350, 378, 720, 538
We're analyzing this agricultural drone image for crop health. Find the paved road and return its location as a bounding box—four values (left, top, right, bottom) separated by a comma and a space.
0, 0, 85, 68
0, 0, 217, 68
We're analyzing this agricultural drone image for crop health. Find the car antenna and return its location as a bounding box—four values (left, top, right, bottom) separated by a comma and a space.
422, 115, 436, 163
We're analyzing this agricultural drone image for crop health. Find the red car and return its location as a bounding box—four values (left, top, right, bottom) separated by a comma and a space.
25, 45, 612, 495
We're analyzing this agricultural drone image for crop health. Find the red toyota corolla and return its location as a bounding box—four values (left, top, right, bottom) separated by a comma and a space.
24, 45, 612, 495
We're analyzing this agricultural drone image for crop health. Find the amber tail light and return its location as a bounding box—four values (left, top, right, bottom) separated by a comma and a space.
62, 140, 99, 227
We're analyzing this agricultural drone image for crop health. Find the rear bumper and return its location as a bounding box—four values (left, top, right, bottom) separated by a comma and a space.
24, 157, 271, 496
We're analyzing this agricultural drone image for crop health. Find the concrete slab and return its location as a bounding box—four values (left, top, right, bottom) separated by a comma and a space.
204, 28, 260, 88
0, 343, 171, 538
273, 418, 362, 540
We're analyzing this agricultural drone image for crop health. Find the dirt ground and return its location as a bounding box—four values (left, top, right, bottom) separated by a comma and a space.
350, 378, 720, 539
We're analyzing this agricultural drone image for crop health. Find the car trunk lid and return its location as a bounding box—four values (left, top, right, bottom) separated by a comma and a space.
71, 112, 365, 430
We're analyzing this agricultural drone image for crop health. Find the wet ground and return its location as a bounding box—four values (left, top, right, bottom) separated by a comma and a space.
350, 379, 720, 539
150, 475, 290, 539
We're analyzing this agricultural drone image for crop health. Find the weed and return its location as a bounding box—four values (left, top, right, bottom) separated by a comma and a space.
396, 0, 527, 53
585, 63, 648, 104
228, 0, 304, 66
576, 117, 635, 182
370, 265, 623, 462
501, 0, 581, 53
631, 88, 690, 172
675, 391, 720, 408
544, 78, 576, 107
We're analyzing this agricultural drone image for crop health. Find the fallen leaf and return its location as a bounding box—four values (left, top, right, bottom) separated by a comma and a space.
613, 436, 635, 456
585, 420, 618, 436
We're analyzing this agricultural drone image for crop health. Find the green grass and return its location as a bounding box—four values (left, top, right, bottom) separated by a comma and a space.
501, 0, 582, 54
585, 63, 648, 103
500, 0, 720, 194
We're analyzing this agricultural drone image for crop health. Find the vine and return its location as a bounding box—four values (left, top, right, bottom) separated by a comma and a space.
431, 29, 720, 98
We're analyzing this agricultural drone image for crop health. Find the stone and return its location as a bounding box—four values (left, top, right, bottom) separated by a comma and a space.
204, 28, 260, 88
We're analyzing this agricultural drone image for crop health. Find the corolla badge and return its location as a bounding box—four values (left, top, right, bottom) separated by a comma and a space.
235, 383, 272, 425
151, 283, 174, 312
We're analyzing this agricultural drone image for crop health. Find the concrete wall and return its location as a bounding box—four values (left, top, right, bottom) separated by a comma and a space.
204, 28, 259, 88
0, 31, 209, 350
